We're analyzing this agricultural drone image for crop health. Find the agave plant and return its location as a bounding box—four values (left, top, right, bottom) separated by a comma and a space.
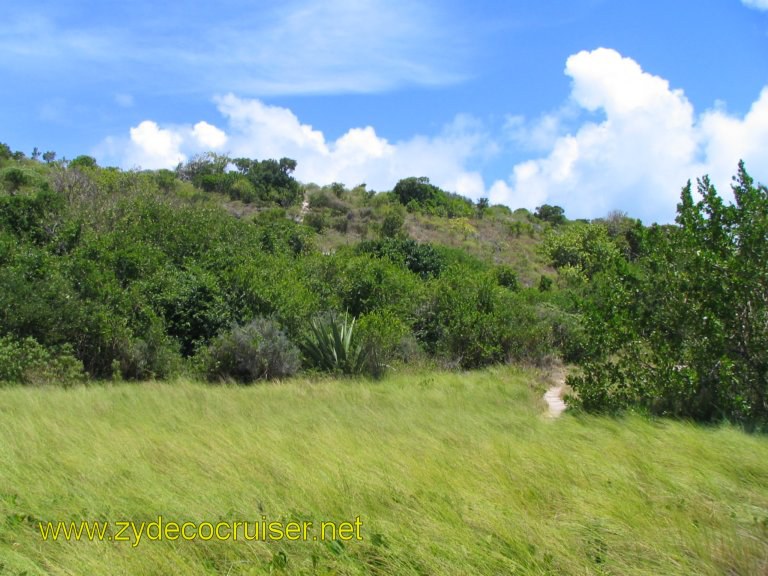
301, 312, 368, 374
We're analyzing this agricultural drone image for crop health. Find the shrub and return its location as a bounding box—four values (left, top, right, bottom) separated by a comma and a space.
303, 211, 327, 233
495, 265, 519, 290
300, 312, 368, 375
356, 309, 411, 376
204, 318, 300, 383
0, 336, 84, 385
117, 318, 180, 380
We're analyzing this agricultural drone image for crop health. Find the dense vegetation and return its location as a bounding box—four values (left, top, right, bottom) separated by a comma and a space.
1, 140, 766, 429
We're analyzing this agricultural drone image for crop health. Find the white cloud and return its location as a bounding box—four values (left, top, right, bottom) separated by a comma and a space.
191, 121, 227, 150
99, 49, 768, 223
490, 48, 768, 223
126, 121, 186, 169
742, 0, 768, 11
699, 88, 768, 187
103, 94, 490, 198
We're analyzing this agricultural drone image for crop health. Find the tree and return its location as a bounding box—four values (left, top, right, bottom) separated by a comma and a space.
69, 155, 98, 170
393, 177, 439, 206
569, 163, 768, 428
476, 197, 489, 219
0, 143, 12, 162
535, 204, 566, 225
1, 167, 37, 194
379, 206, 405, 239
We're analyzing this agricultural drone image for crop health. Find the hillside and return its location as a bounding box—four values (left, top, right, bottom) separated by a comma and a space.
1, 143, 767, 427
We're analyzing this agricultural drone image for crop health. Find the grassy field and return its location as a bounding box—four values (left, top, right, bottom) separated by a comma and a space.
0, 367, 766, 575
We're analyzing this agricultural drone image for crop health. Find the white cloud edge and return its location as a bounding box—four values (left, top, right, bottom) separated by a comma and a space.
742, 0, 768, 11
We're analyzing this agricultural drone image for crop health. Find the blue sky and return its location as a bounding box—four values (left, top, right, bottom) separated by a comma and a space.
1, 0, 767, 222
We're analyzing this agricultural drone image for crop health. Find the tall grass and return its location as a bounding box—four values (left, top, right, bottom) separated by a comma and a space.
0, 367, 766, 575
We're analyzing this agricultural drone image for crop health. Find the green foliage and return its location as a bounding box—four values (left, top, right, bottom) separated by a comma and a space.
308, 189, 350, 213
117, 314, 180, 381
378, 205, 405, 238
0, 187, 64, 244
252, 212, 316, 256
393, 176, 474, 218
571, 163, 768, 427
176, 153, 302, 207
495, 265, 519, 290
595, 210, 646, 260
300, 313, 368, 374
69, 155, 98, 170
0, 166, 47, 195
356, 236, 445, 279
147, 265, 231, 357
476, 197, 489, 218
203, 318, 300, 383
0, 142, 12, 163
542, 221, 624, 280
336, 254, 421, 317
0, 336, 84, 385
535, 204, 566, 225
356, 309, 413, 375
415, 267, 512, 368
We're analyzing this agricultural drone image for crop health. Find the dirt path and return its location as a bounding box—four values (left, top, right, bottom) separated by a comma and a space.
543, 367, 567, 418
298, 194, 310, 222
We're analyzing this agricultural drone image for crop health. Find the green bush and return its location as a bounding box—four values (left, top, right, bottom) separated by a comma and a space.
117, 316, 180, 380
495, 265, 519, 290
203, 318, 300, 383
0, 336, 84, 385
300, 312, 367, 375
356, 309, 412, 375
570, 164, 768, 427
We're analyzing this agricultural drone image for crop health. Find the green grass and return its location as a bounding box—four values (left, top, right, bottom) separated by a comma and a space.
1, 367, 766, 575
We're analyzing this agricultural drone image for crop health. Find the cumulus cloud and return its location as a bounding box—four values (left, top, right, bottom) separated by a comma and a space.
102, 94, 490, 199
742, 0, 768, 11
99, 48, 768, 223
490, 48, 768, 223
191, 121, 228, 150
126, 121, 186, 169
699, 88, 768, 187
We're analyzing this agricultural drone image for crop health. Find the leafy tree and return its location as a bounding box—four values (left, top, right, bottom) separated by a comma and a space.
535, 204, 566, 226
379, 205, 405, 239
476, 197, 489, 219
69, 155, 98, 170
0, 143, 12, 163
394, 176, 439, 205
570, 163, 768, 428
542, 221, 625, 281
392, 176, 473, 218
1, 167, 41, 195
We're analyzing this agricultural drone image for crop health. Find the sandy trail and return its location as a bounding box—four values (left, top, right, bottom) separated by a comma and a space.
543, 367, 567, 418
